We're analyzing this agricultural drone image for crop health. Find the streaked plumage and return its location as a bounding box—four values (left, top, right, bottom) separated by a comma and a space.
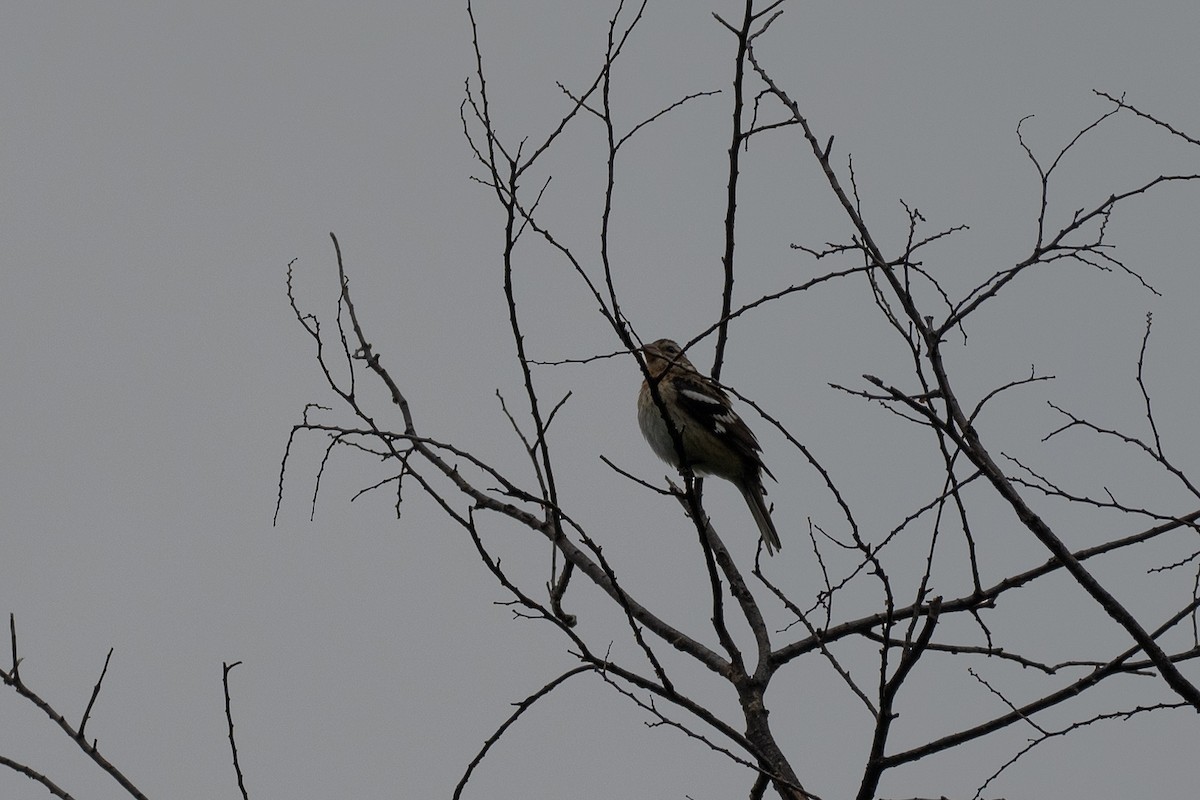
637, 338, 782, 554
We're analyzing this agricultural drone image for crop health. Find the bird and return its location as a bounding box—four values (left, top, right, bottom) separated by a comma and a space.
636, 338, 782, 554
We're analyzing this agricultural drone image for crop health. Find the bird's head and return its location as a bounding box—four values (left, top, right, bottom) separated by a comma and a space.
640, 338, 695, 376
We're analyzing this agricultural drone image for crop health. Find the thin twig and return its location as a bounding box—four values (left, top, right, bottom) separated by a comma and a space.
223, 661, 250, 800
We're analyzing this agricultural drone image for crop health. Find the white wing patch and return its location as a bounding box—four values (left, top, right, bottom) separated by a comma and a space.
680, 388, 721, 407
713, 412, 739, 434
679, 387, 741, 435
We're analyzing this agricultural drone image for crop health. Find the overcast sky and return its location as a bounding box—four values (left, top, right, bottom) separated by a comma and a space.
3, 2, 1199, 799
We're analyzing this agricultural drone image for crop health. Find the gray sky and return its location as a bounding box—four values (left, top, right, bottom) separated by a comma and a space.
3, 2, 1199, 798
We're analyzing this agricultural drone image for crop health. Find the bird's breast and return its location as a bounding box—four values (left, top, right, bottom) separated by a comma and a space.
638, 401, 683, 467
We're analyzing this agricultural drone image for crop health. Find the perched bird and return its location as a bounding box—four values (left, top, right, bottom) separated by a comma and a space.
636, 338, 782, 554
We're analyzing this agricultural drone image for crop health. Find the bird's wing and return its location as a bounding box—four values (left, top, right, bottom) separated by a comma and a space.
670, 373, 769, 473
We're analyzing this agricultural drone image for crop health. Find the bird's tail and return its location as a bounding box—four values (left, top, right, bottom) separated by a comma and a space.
740, 482, 782, 555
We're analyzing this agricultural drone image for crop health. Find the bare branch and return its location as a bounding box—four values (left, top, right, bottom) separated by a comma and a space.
0, 617, 149, 800
454, 667, 594, 800
223, 661, 251, 800
1095, 89, 1200, 146
76, 648, 113, 742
